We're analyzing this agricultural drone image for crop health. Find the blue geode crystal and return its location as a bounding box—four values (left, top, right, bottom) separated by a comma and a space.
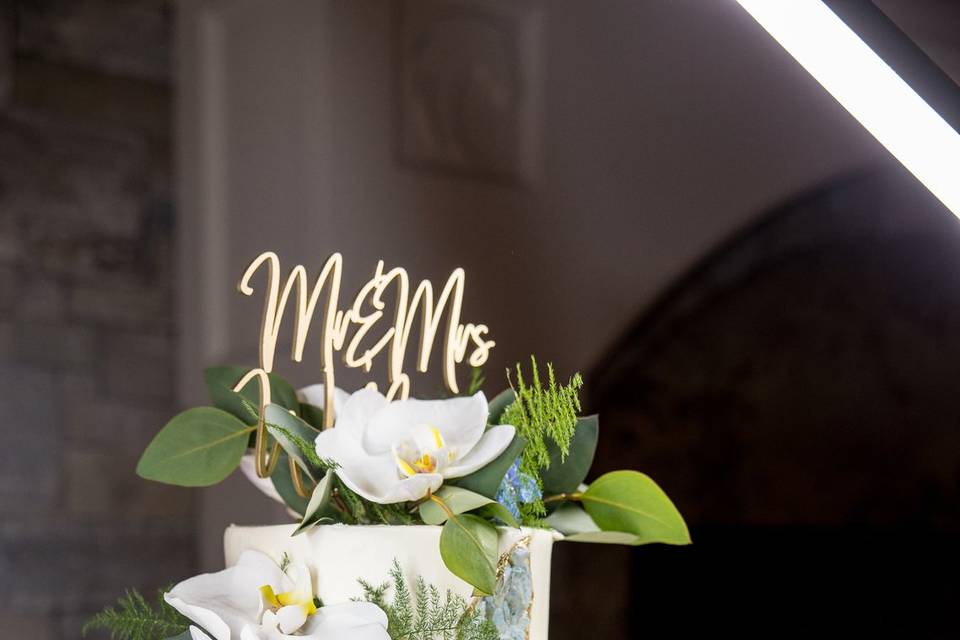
477, 545, 534, 639
495, 458, 542, 521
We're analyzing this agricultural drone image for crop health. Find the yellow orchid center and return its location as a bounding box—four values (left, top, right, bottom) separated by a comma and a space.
259, 584, 317, 617
413, 453, 437, 473
394, 425, 447, 477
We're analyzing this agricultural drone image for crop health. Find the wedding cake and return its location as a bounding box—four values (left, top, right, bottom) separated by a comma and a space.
86, 251, 689, 640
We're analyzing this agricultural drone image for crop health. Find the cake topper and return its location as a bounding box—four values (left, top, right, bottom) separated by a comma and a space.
234, 251, 496, 479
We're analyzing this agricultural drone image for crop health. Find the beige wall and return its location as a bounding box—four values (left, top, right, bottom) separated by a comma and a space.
178, 0, 885, 569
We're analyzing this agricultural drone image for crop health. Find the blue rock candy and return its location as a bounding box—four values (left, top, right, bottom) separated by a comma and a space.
477, 546, 534, 639
495, 458, 542, 521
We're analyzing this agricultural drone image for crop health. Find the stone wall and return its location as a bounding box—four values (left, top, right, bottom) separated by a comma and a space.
0, 3, 192, 638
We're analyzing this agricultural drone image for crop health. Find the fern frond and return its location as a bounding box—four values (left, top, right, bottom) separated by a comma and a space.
82, 587, 190, 640
236, 396, 339, 473
501, 357, 583, 523
362, 560, 498, 640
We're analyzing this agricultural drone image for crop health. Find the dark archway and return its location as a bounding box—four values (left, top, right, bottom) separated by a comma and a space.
550, 164, 960, 638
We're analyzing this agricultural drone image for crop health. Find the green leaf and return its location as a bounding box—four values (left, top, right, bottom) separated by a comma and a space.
476, 502, 519, 528
420, 486, 496, 525
263, 403, 322, 480
545, 502, 598, 535
164, 632, 194, 640
136, 408, 252, 486
299, 402, 325, 430
563, 530, 643, 544
294, 470, 336, 535
439, 514, 498, 595
541, 415, 599, 497
487, 389, 515, 425
270, 452, 309, 515
545, 502, 637, 544
204, 366, 300, 415
580, 471, 690, 546
205, 377, 258, 424
450, 435, 525, 499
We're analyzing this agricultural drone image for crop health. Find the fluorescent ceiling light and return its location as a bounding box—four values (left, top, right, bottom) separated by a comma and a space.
735, 0, 960, 219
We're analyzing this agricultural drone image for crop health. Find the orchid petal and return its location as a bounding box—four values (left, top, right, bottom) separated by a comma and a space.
378, 473, 444, 503
364, 392, 487, 455
240, 625, 267, 640
330, 388, 389, 440
165, 551, 289, 640
296, 384, 351, 413
300, 602, 391, 639
276, 605, 307, 634
284, 561, 314, 605
445, 424, 516, 478
189, 626, 213, 640
315, 428, 409, 503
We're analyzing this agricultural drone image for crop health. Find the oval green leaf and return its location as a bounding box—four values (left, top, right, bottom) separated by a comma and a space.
439, 514, 498, 595
546, 503, 640, 544
581, 470, 690, 546
541, 415, 599, 497
204, 366, 300, 415
420, 486, 503, 525
136, 407, 252, 486
270, 452, 309, 515
264, 403, 322, 480
487, 388, 516, 425
545, 502, 599, 535
418, 486, 520, 527
294, 470, 336, 535
299, 402, 325, 430
476, 502, 519, 528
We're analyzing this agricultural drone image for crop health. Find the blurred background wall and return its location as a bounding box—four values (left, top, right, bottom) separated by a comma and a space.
1, 0, 958, 638
0, 2, 189, 636
176, 0, 887, 565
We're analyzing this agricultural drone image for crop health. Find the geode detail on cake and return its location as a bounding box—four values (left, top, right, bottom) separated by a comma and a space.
86, 251, 690, 640
475, 538, 535, 639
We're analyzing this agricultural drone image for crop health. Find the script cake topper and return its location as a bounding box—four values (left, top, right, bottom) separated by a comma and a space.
233, 251, 496, 486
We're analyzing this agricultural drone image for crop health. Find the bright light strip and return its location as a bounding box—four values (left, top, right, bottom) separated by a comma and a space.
735, 0, 960, 218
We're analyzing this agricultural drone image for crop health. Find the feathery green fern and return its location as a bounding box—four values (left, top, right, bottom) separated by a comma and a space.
502, 357, 583, 521
359, 561, 498, 640
82, 587, 190, 640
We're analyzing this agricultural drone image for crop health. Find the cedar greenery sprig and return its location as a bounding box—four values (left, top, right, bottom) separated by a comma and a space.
266, 421, 338, 472
502, 357, 583, 521
333, 478, 417, 525
82, 587, 190, 640
358, 561, 498, 640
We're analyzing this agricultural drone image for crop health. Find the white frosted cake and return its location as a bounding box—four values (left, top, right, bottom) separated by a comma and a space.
224, 524, 560, 640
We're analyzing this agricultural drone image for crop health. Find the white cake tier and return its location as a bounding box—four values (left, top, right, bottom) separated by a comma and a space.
224, 524, 559, 639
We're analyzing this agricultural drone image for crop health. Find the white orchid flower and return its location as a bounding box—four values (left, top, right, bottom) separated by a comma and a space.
314, 389, 516, 504
239, 384, 350, 505
165, 550, 389, 640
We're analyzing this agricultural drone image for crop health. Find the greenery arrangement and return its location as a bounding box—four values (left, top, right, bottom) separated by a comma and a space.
85, 565, 495, 640
133, 357, 689, 599
82, 587, 190, 640
358, 561, 498, 640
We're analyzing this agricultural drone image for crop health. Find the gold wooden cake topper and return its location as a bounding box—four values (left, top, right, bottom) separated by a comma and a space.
233, 251, 495, 490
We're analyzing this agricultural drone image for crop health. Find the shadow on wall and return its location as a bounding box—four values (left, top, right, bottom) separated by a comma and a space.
550, 164, 960, 639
